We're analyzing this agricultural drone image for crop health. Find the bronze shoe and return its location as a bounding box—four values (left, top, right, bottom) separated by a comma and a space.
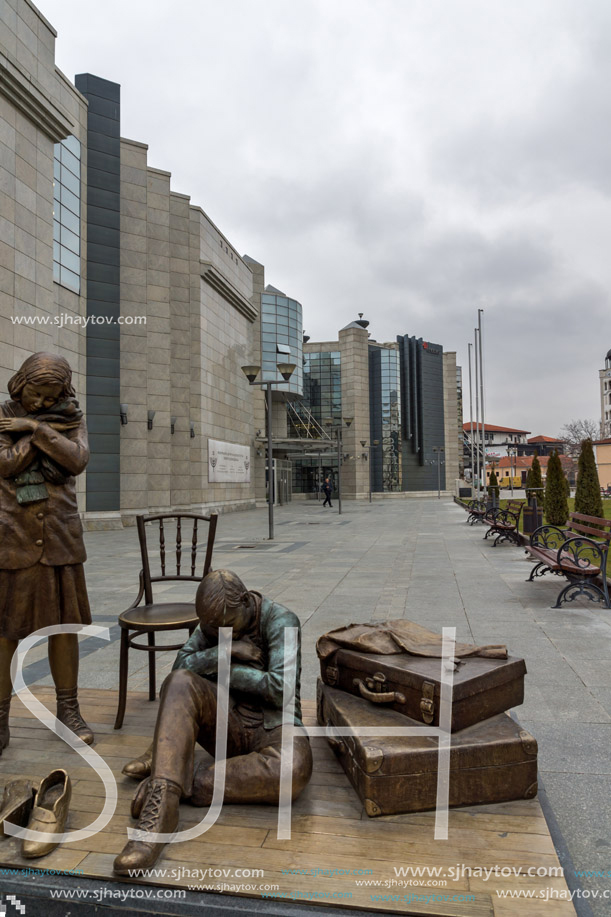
113, 777, 181, 875
0, 696, 10, 755
56, 687, 94, 745
0, 779, 35, 837
21, 769, 71, 859
122, 743, 153, 780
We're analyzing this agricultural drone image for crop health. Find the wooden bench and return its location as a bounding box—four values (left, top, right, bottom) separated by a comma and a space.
466, 498, 489, 525
525, 512, 611, 608
483, 500, 525, 546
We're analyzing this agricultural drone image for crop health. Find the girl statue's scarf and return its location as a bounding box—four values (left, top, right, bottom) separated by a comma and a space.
13, 398, 83, 505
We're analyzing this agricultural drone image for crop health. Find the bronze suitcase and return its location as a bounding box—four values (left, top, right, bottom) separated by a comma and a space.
320, 648, 526, 732
317, 680, 538, 817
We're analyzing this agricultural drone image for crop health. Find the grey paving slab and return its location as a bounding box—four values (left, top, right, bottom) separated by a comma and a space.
540, 773, 611, 917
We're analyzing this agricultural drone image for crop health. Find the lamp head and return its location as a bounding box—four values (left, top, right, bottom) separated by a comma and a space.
241, 364, 261, 384
277, 362, 296, 382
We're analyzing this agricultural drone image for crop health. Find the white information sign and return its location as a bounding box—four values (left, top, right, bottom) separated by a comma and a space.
208, 439, 251, 483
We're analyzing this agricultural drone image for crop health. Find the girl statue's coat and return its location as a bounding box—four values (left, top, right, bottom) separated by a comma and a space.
0, 352, 91, 641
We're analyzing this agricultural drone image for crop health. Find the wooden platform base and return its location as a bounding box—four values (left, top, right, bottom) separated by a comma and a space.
0, 688, 575, 916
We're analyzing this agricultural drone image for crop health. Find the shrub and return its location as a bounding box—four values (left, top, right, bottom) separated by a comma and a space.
545, 450, 569, 525
526, 451, 544, 511
574, 439, 604, 518
487, 466, 500, 500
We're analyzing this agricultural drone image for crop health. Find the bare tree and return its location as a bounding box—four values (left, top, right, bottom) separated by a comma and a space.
558, 419, 600, 458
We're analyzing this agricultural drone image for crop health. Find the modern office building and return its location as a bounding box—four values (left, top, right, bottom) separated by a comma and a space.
290, 319, 460, 498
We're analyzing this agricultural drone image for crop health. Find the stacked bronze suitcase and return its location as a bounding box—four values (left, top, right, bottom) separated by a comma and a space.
317, 643, 537, 817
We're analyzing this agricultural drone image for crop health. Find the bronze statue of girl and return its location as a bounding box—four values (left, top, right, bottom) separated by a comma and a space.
0, 352, 94, 752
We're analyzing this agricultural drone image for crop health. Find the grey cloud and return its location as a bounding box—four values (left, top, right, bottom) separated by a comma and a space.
431, 5, 611, 201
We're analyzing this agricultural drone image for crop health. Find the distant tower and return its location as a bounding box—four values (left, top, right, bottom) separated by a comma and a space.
600, 349, 611, 438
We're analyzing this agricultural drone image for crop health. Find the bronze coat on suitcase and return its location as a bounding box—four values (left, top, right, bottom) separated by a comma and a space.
317, 680, 538, 817
320, 648, 526, 732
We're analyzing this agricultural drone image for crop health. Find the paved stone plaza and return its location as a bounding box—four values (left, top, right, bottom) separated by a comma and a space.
20, 497, 611, 915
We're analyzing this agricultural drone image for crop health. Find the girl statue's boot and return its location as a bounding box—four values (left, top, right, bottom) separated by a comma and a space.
56, 687, 94, 745
0, 697, 10, 755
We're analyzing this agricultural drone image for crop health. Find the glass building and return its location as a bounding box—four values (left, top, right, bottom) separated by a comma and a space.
292, 350, 341, 495
369, 344, 402, 492
303, 351, 341, 426
260, 287, 303, 396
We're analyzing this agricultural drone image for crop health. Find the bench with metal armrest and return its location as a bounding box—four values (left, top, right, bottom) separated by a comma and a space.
465, 498, 489, 525
524, 512, 611, 609
484, 500, 525, 547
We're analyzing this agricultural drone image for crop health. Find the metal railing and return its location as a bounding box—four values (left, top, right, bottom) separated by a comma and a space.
286, 401, 332, 440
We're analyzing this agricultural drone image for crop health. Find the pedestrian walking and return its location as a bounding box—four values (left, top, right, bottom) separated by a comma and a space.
322, 477, 333, 507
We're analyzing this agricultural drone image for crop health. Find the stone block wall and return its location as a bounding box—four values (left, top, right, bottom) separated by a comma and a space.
0, 0, 88, 509
339, 325, 371, 499
119, 141, 258, 519
443, 351, 460, 487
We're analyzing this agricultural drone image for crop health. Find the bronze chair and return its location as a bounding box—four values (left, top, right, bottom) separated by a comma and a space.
114, 511, 218, 729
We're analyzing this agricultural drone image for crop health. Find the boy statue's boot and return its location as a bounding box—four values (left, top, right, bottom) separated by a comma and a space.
113, 777, 181, 874
122, 743, 154, 780
56, 687, 94, 745
0, 697, 10, 755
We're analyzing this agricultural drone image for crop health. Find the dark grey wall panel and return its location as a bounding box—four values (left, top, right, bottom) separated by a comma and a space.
74, 73, 120, 102
75, 73, 121, 513
86, 490, 121, 512
87, 187, 120, 212
87, 454, 120, 473
87, 356, 120, 378
88, 265, 120, 286
397, 335, 446, 492
88, 243, 120, 266
87, 205, 120, 230
89, 433, 123, 454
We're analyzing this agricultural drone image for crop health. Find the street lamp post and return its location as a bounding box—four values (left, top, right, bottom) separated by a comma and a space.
507, 445, 517, 497
324, 417, 353, 515
360, 439, 380, 502
241, 361, 296, 540
432, 446, 445, 499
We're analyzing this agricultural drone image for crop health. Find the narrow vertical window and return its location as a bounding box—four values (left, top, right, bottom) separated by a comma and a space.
53, 136, 81, 293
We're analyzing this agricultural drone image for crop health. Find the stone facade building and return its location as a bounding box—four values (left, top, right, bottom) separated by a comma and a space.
1, 0, 462, 523
0, 0, 89, 510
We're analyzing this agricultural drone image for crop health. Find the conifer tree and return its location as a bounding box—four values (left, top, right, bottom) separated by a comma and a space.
488, 466, 500, 500
545, 450, 569, 525
574, 439, 604, 518
526, 451, 544, 510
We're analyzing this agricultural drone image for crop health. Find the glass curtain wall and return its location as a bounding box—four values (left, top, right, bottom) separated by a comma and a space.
370, 346, 402, 492
261, 292, 303, 395
293, 351, 341, 495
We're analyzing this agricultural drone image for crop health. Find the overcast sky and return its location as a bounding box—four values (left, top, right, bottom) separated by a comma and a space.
43, 0, 610, 436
